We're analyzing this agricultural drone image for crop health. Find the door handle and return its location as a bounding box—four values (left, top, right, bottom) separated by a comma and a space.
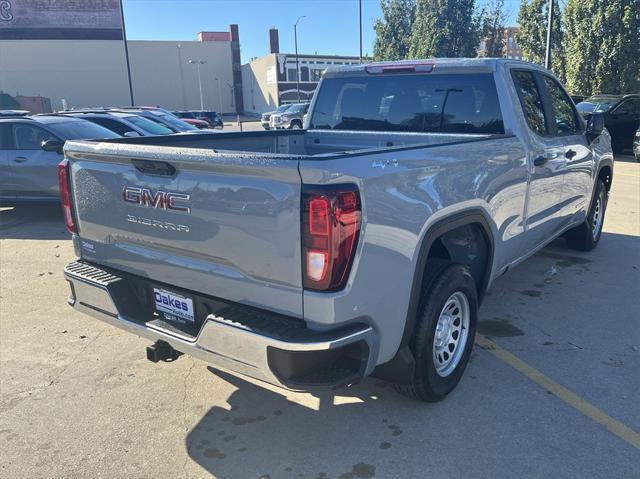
14, 156, 28, 163
533, 156, 548, 167
565, 149, 577, 159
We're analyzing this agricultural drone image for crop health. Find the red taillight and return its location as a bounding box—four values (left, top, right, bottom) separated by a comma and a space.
57, 159, 76, 233
302, 186, 361, 291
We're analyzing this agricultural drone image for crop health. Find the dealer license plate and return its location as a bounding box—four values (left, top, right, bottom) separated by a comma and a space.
153, 288, 195, 323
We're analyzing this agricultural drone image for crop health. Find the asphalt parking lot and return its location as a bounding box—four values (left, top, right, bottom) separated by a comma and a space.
1, 156, 638, 479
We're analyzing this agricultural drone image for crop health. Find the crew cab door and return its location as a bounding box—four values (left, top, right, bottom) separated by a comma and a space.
539, 74, 594, 222
511, 70, 566, 251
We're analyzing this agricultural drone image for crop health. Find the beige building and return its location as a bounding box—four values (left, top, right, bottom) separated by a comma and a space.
0, 27, 242, 113
242, 28, 359, 113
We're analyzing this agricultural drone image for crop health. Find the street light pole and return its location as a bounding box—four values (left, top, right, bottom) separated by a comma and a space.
359, 0, 363, 63
118, 0, 134, 106
215, 77, 223, 113
189, 59, 206, 110
294, 16, 306, 102
544, 0, 554, 69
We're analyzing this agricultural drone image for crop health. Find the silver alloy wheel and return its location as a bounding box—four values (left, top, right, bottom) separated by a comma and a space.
592, 197, 603, 239
433, 291, 470, 377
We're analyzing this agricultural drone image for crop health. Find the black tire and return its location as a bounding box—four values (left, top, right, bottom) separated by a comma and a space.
395, 260, 478, 402
289, 120, 302, 129
566, 179, 607, 251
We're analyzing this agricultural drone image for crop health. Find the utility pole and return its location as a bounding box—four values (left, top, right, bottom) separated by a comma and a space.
359, 0, 363, 63
544, 0, 554, 69
119, 0, 134, 106
215, 77, 223, 112
294, 16, 306, 102
189, 60, 206, 110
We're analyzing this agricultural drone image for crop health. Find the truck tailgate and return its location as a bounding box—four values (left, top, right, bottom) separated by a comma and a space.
65, 141, 303, 318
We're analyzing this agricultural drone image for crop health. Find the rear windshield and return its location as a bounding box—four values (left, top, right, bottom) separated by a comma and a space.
309, 73, 504, 134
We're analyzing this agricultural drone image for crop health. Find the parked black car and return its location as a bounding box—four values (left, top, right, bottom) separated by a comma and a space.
577, 94, 640, 153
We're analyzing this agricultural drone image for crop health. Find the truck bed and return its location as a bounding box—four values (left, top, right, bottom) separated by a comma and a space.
96, 129, 502, 158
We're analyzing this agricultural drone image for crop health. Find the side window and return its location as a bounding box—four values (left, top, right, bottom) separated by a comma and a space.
512, 71, 547, 136
613, 100, 637, 117
13, 124, 55, 150
542, 76, 580, 134
88, 117, 130, 135
0, 123, 13, 149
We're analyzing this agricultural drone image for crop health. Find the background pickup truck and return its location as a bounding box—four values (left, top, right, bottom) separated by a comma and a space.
61, 59, 613, 402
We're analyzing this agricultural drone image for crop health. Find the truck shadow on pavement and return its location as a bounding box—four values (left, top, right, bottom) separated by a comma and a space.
186, 369, 418, 479
0, 206, 69, 240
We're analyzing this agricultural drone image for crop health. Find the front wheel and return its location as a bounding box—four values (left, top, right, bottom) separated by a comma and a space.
566, 179, 607, 251
290, 121, 302, 129
396, 261, 478, 402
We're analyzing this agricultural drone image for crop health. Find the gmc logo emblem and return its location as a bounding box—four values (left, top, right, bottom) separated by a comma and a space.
123, 186, 191, 213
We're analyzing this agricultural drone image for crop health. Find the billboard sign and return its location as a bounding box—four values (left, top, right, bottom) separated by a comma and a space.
0, 0, 123, 40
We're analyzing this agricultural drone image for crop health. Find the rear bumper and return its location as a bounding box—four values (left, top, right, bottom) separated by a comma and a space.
64, 261, 377, 390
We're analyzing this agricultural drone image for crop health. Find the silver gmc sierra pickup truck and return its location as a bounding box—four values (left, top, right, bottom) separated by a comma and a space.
61, 59, 613, 401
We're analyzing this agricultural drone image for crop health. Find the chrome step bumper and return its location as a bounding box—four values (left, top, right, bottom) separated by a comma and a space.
64, 261, 377, 390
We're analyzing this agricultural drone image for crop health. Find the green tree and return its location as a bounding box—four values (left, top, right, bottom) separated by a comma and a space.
564, 0, 640, 95
478, 0, 507, 57
408, 0, 479, 58
373, 0, 416, 60
515, 0, 565, 80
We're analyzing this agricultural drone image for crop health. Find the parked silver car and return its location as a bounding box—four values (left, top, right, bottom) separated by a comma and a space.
0, 115, 119, 205
261, 104, 292, 130
634, 127, 640, 161
270, 102, 309, 129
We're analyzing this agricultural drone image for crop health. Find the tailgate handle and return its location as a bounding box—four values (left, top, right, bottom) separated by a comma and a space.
132, 160, 176, 177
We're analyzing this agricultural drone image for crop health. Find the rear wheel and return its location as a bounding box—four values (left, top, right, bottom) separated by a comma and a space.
566, 179, 607, 251
396, 260, 478, 402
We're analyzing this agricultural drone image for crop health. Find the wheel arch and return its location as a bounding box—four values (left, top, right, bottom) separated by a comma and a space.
373, 209, 495, 384
400, 210, 495, 348
597, 161, 613, 192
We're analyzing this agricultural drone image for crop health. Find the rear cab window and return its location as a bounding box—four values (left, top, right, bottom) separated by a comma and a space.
309, 73, 504, 134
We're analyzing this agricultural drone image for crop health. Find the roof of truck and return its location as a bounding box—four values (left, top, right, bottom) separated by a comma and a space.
323, 57, 541, 78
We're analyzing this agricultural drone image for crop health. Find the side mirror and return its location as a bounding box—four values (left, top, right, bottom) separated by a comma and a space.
41, 139, 64, 154
586, 113, 604, 143
124, 131, 141, 138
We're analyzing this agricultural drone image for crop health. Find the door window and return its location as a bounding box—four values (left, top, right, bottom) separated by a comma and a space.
512, 71, 547, 136
13, 124, 55, 150
613, 100, 639, 118
0, 123, 13, 149
542, 76, 580, 134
